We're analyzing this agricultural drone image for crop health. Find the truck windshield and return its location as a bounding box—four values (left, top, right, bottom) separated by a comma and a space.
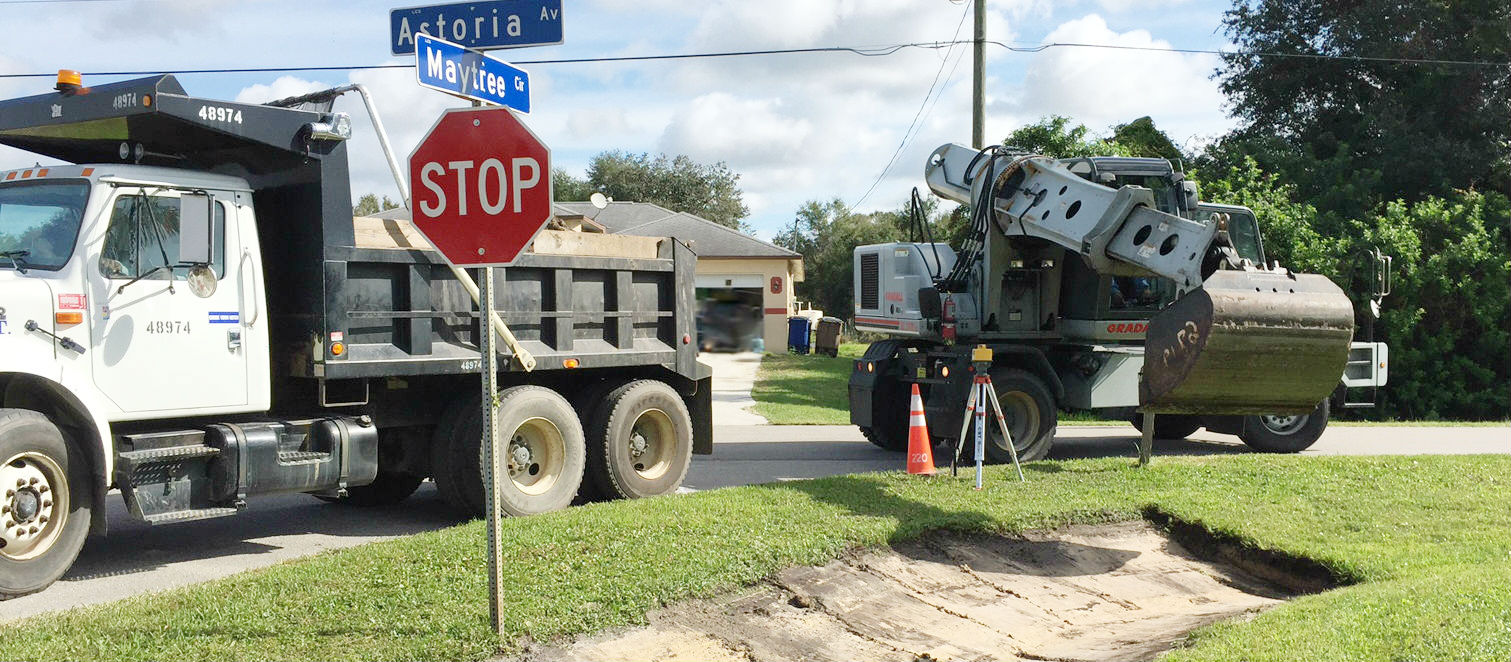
0, 180, 90, 271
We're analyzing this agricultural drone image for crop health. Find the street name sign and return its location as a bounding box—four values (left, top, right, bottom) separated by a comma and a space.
407, 107, 552, 267
415, 33, 532, 112
391, 0, 563, 55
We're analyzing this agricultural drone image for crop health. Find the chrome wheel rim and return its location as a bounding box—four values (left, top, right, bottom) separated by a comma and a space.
627, 408, 674, 481
506, 417, 565, 496
0, 452, 67, 561
1260, 414, 1308, 435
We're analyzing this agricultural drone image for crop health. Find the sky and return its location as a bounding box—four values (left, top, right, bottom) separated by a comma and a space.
0, 0, 1240, 239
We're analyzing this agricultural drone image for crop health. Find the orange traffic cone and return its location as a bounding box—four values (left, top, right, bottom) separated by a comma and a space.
906, 384, 936, 475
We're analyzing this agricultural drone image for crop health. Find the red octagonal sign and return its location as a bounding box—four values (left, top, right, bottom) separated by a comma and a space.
408, 107, 552, 267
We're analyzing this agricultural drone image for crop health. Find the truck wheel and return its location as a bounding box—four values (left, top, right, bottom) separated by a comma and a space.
985, 369, 1056, 463
1239, 400, 1329, 453
444, 386, 586, 518
0, 409, 91, 600
1129, 414, 1203, 440
585, 380, 693, 500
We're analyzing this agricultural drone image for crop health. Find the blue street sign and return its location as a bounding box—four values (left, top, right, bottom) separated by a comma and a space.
415, 34, 532, 112
391, 0, 562, 55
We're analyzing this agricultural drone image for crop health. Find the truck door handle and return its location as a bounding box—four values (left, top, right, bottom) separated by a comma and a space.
228, 328, 243, 352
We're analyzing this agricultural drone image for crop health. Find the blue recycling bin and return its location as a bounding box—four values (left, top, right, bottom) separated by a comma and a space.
787, 316, 812, 354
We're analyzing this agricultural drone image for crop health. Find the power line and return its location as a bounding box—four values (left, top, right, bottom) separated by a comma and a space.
2, 39, 1505, 80
847, 4, 973, 213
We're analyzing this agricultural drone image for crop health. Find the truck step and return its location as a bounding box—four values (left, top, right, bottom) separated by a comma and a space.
118, 445, 221, 463
118, 429, 207, 452
278, 450, 331, 463
142, 507, 240, 525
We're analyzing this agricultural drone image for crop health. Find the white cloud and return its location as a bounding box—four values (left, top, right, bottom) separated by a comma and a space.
233, 76, 333, 105
996, 14, 1232, 144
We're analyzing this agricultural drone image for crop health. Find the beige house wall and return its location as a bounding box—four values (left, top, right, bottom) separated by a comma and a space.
695, 257, 804, 352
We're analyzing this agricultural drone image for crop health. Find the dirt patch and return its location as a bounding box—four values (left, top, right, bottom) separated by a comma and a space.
515, 521, 1298, 662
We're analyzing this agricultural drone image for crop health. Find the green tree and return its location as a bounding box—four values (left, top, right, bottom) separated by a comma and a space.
575, 151, 750, 230
1109, 117, 1186, 162
551, 169, 595, 202
776, 199, 906, 318
1002, 116, 1131, 158
1216, 0, 1511, 204
352, 193, 399, 217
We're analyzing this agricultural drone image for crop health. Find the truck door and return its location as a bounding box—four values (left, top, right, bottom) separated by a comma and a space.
90, 188, 250, 414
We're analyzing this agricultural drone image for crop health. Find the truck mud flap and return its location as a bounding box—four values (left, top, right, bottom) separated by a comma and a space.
1140, 269, 1354, 415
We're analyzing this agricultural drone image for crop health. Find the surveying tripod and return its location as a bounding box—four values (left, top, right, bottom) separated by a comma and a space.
952, 345, 1026, 486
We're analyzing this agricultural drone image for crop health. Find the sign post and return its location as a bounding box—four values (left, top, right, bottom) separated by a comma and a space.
407, 107, 552, 637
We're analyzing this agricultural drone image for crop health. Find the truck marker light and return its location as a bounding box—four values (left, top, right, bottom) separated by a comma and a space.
3, 172, 14, 180
330, 342, 346, 357
682, 333, 690, 345
55, 312, 83, 325
142, 95, 151, 107
940, 366, 951, 378
562, 358, 580, 369
866, 362, 875, 373
36, 169, 48, 178
20, 170, 32, 179
81, 168, 93, 176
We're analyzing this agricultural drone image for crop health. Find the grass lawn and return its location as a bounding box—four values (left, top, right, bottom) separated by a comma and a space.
2, 455, 1509, 661
750, 342, 1506, 428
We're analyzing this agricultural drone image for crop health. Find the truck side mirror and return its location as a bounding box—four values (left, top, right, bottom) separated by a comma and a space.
1181, 180, 1199, 211
178, 193, 214, 266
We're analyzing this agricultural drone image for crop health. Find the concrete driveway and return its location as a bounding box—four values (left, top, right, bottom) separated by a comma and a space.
697, 351, 768, 425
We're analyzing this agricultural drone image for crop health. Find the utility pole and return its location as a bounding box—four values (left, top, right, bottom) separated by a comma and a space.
972, 0, 986, 149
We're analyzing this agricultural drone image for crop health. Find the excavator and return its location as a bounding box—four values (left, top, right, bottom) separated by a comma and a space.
848, 143, 1390, 461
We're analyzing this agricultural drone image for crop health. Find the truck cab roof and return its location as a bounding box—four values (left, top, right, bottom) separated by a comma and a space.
0, 163, 253, 193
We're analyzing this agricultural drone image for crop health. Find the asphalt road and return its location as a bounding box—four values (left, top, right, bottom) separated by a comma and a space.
3, 423, 1505, 621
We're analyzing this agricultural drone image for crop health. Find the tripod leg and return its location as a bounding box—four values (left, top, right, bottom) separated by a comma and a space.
1138, 411, 1155, 466
985, 381, 1025, 482
954, 384, 978, 467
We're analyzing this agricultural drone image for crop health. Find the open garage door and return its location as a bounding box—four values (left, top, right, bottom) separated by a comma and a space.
695, 274, 764, 352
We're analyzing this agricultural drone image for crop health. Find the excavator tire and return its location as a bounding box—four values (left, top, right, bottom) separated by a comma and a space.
984, 369, 1056, 463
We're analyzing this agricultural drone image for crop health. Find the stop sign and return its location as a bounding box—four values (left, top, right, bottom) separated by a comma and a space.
407, 107, 552, 266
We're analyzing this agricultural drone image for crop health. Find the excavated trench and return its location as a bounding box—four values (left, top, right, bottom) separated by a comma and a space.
515, 519, 1336, 662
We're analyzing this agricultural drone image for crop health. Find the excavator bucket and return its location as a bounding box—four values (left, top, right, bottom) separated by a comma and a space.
1140, 269, 1355, 415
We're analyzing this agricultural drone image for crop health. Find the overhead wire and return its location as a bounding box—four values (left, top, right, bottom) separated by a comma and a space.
1, 39, 1505, 80
845, 2, 973, 214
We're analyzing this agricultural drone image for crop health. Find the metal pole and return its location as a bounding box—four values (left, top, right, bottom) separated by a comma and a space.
972, 0, 987, 149
479, 266, 506, 638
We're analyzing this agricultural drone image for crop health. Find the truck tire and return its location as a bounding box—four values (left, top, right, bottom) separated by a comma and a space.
442, 386, 586, 518
859, 375, 909, 452
985, 369, 1057, 463
584, 380, 693, 500
1129, 414, 1203, 440
1239, 400, 1329, 453
0, 409, 91, 600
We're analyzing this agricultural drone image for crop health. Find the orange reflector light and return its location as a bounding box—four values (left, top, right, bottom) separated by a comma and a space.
563, 358, 580, 369
330, 342, 346, 357
940, 365, 950, 378
3, 172, 14, 180
81, 168, 94, 176
36, 168, 48, 177
866, 362, 875, 373
55, 312, 83, 325
20, 170, 32, 179
142, 94, 152, 107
